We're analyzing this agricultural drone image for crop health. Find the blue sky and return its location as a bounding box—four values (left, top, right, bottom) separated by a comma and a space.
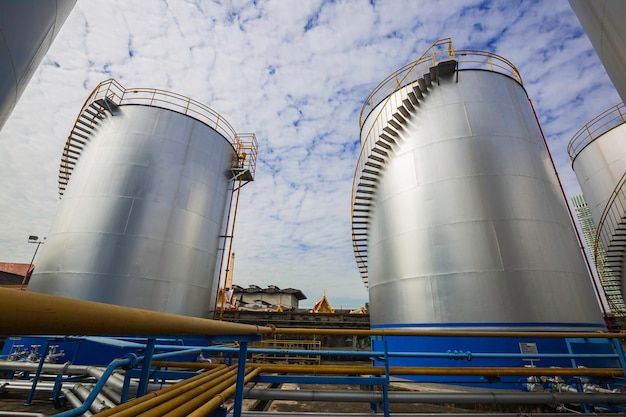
0, 0, 620, 308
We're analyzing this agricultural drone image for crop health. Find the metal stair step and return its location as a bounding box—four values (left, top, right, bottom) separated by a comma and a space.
392, 112, 407, 124
417, 78, 426, 93
387, 119, 402, 130
372, 147, 388, 157
375, 139, 392, 150
429, 67, 437, 83
412, 85, 423, 100
402, 99, 415, 112
365, 161, 382, 169
360, 175, 379, 182
71, 131, 90, 140
362, 168, 380, 175
379, 133, 396, 145
74, 124, 94, 135
382, 126, 399, 137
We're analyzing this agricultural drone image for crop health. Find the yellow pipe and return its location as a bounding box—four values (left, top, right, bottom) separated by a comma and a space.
0, 287, 273, 336
271, 326, 626, 339
186, 368, 261, 417
115, 367, 237, 417
95, 365, 231, 417
256, 364, 625, 378
152, 361, 625, 378
158, 375, 239, 417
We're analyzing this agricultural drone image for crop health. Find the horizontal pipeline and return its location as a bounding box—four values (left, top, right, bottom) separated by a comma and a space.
0, 287, 273, 336
151, 362, 626, 378
195, 346, 619, 360
244, 388, 626, 405
242, 413, 620, 417
272, 327, 626, 339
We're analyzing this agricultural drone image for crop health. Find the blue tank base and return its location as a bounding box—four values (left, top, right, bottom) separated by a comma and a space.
371, 329, 621, 391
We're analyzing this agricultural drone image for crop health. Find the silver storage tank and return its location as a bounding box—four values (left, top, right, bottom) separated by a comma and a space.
0, 0, 76, 131
569, 103, 626, 309
569, 0, 626, 105
27, 80, 256, 318
353, 40, 605, 380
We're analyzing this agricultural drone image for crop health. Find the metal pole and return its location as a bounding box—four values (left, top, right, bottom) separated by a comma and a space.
220, 173, 244, 321
20, 240, 43, 290
136, 338, 156, 397
25, 341, 49, 405
381, 340, 390, 417
233, 341, 249, 417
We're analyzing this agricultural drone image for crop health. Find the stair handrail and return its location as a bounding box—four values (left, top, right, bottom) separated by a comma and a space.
568, 102, 626, 161
593, 171, 626, 311
351, 39, 456, 285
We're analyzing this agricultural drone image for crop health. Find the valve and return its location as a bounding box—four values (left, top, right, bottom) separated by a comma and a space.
45, 345, 65, 363
26, 345, 40, 362
8, 345, 24, 361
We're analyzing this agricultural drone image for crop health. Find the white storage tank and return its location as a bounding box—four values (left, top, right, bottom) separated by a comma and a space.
568, 103, 626, 310
0, 0, 76, 130
27, 79, 257, 318
352, 39, 607, 384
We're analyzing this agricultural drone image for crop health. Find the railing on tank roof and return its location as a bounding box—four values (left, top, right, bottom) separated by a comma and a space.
567, 102, 626, 161
93, 79, 240, 143
59, 79, 253, 197
358, 38, 522, 128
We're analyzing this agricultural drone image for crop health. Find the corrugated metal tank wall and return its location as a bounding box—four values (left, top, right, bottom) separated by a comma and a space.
27, 105, 235, 317
570, 116, 626, 306
572, 124, 626, 226
0, 0, 76, 131
365, 69, 604, 330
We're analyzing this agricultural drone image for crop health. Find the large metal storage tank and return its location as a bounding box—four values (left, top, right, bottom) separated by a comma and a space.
568, 104, 626, 311
569, 0, 626, 105
0, 0, 76, 131
28, 79, 257, 318
352, 39, 607, 383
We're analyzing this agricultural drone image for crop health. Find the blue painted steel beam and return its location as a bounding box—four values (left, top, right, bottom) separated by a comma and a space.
136, 337, 155, 397
232, 341, 248, 417
25, 341, 49, 406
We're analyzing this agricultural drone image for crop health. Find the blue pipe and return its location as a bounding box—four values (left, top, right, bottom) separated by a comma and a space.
53, 348, 202, 417
54, 354, 136, 417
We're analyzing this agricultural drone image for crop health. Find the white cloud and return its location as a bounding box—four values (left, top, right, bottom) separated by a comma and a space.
0, 0, 619, 309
